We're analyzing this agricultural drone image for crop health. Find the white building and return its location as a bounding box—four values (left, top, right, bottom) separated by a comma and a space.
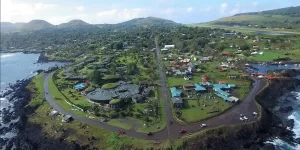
164, 45, 175, 49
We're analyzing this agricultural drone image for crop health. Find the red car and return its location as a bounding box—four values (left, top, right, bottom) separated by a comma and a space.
119, 130, 125, 134
147, 132, 153, 136
180, 128, 186, 133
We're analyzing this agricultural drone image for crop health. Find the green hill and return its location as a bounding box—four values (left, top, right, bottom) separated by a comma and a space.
1, 20, 53, 33
202, 6, 300, 29
116, 17, 180, 27
57, 19, 91, 28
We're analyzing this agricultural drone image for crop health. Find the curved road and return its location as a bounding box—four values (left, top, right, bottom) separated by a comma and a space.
42, 38, 267, 140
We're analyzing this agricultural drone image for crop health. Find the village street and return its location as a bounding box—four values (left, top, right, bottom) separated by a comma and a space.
42, 38, 267, 140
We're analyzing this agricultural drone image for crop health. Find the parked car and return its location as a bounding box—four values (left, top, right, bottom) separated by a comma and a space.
200, 124, 207, 128
180, 128, 186, 133
119, 130, 125, 134
147, 132, 153, 136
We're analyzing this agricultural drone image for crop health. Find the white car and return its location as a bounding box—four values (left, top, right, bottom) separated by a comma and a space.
200, 124, 207, 128
243, 116, 248, 121
239, 117, 244, 121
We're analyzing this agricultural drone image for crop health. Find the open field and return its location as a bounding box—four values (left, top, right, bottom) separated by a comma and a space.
180, 97, 232, 122
189, 24, 300, 35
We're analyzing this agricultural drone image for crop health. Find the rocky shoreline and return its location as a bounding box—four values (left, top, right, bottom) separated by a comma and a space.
0, 74, 84, 150
0, 78, 32, 149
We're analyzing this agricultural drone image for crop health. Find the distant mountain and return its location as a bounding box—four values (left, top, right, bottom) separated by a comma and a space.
200, 6, 300, 29
1, 20, 53, 33
1, 17, 180, 33
117, 17, 180, 27
58, 19, 91, 28
22, 20, 53, 30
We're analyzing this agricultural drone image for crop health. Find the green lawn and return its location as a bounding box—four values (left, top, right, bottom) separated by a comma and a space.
102, 83, 118, 89
252, 51, 283, 61
107, 119, 133, 130
27, 73, 45, 107
180, 97, 232, 122
167, 75, 202, 87
48, 73, 87, 116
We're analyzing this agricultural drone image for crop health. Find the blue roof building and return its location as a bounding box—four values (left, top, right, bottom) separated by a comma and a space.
170, 87, 182, 97
215, 93, 233, 102
212, 84, 230, 89
199, 82, 212, 86
194, 84, 206, 92
228, 84, 236, 88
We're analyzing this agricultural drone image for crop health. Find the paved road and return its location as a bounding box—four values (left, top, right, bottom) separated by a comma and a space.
42, 38, 267, 140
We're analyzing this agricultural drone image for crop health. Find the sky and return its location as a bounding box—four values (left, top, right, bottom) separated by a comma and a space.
1, 0, 300, 25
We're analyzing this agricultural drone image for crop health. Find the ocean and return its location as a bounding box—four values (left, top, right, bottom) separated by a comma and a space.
266, 87, 300, 150
0, 52, 67, 148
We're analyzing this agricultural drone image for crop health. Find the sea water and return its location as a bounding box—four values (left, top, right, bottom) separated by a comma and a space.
0, 52, 68, 147
266, 88, 300, 150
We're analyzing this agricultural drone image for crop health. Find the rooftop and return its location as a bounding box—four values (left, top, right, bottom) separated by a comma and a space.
87, 81, 147, 101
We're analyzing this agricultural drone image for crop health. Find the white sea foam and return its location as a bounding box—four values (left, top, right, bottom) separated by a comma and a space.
288, 111, 300, 138
0, 53, 15, 58
266, 139, 300, 150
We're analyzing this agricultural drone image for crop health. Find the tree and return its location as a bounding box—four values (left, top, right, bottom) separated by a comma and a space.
114, 41, 123, 50
240, 44, 250, 50
89, 70, 103, 85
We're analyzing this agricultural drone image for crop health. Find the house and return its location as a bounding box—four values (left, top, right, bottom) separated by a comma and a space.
161, 48, 168, 51
184, 76, 191, 80
228, 84, 236, 88
227, 74, 239, 78
183, 83, 195, 91
172, 97, 183, 108
227, 58, 235, 62
194, 84, 206, 92
164, 45, 175, 49
218, 81, 227, 84
62, 115, 73, 123
187, 62, 196, 72
220, 52, 230, 56
200, 57, 210, 62
170, 87, 182, 97
199, 82, 212, 87
180, 59, 191, 64
221, 62, 229, 68
49, 110, 58, 117
202, 75, 208, 82
229, 96, 239, 102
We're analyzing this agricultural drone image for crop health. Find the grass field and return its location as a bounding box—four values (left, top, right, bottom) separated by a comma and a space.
251, 51, 282, 61
180, 96, 232, 122
189, 23, 300, 35
167, 76, 202, 87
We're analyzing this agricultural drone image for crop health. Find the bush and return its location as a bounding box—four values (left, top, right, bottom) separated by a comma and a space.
109, 112, 119, 118
102, 83, 118, 89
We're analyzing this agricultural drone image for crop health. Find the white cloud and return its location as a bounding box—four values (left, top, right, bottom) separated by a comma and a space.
252, 2, 259, 7
220, 3, 228, 15
76, 6, 85, 12
1, 0, 58, 23
96, 8, 150, 23
186, 7, 193, 13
